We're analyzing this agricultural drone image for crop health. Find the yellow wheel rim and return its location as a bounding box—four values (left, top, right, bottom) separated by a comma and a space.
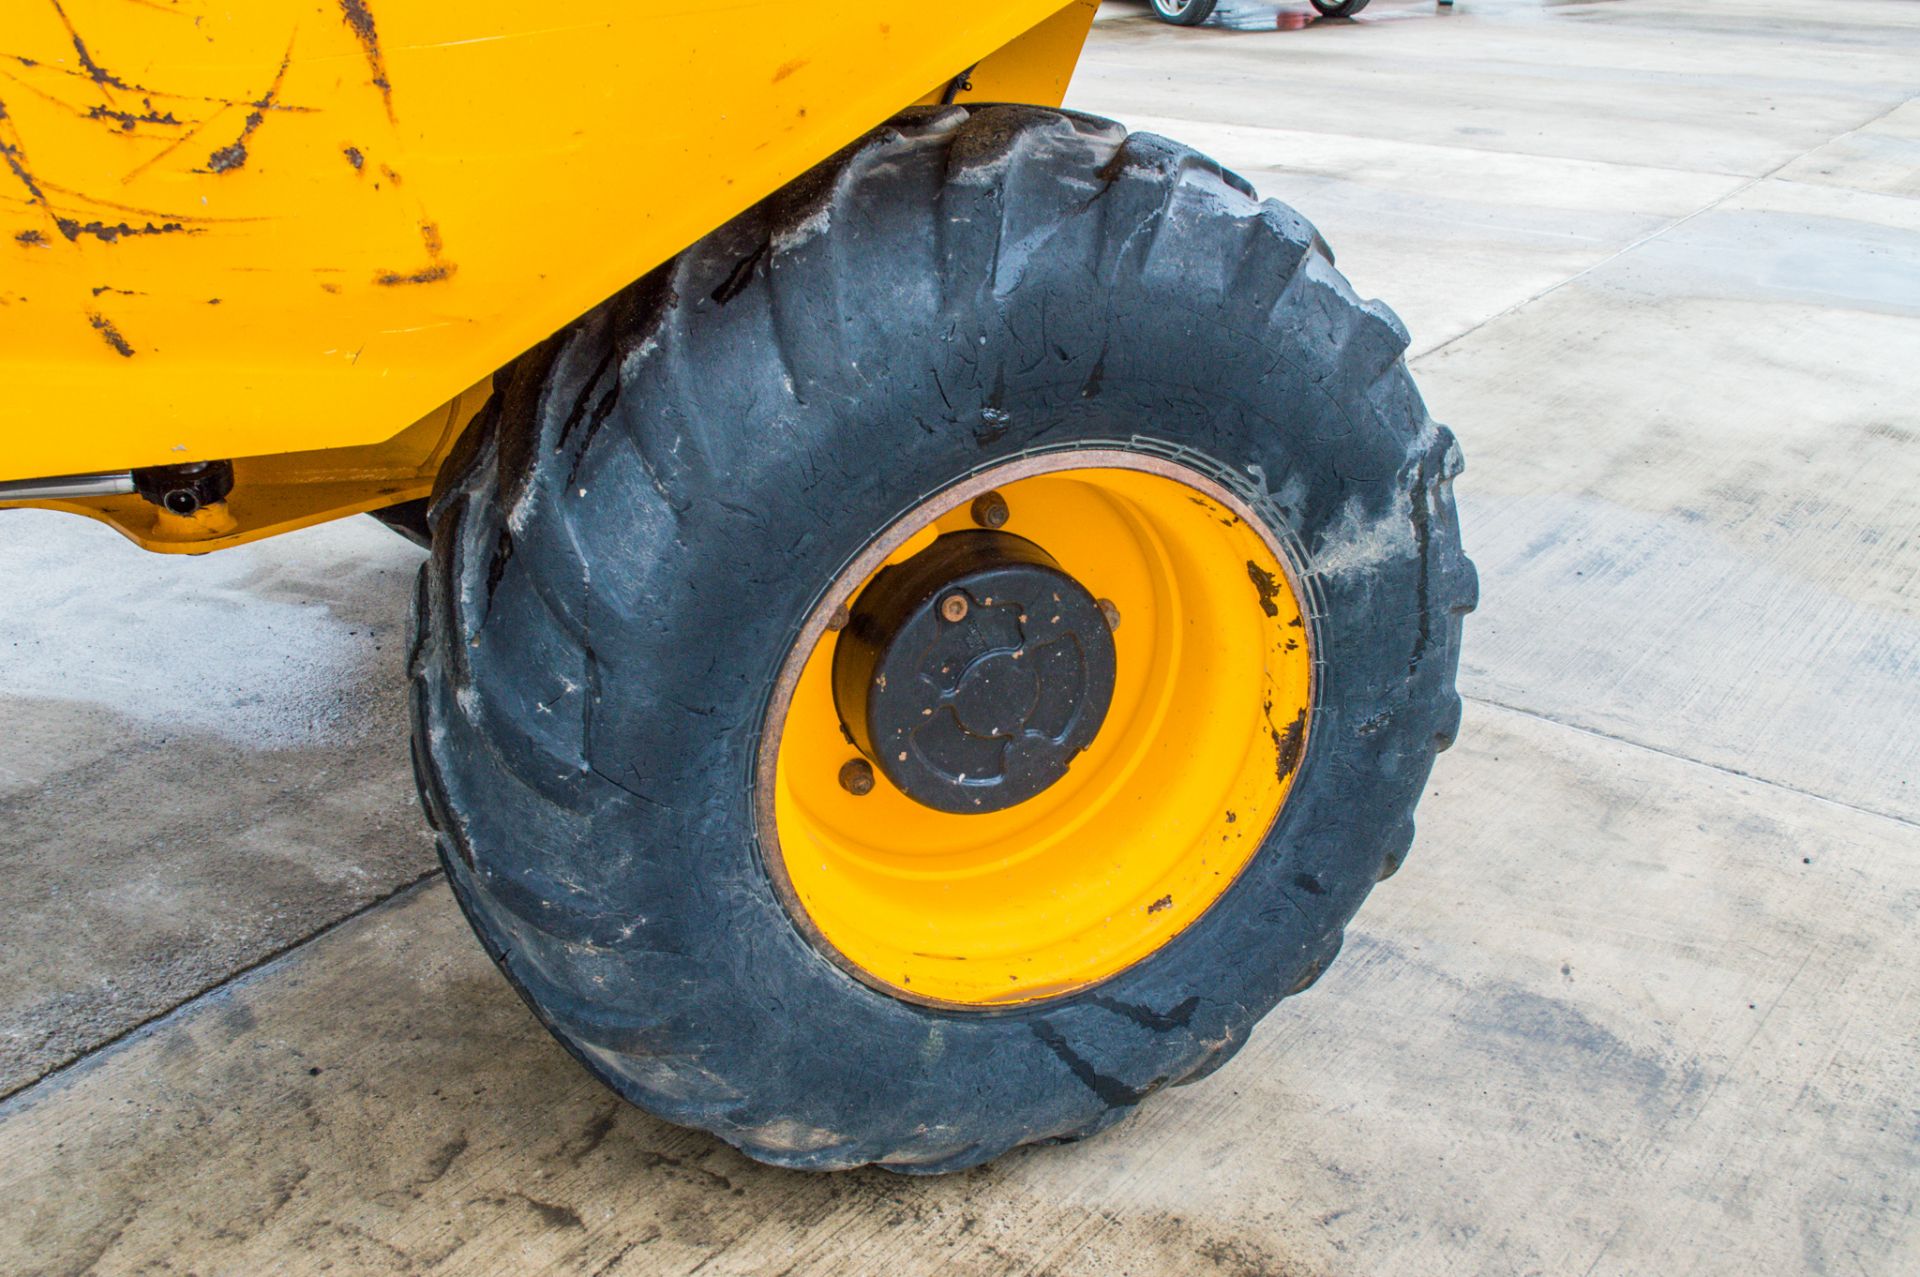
756, 453, 1314, 1007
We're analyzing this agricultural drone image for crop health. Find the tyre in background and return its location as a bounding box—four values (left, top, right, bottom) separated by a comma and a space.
1151, 0, 1220, 25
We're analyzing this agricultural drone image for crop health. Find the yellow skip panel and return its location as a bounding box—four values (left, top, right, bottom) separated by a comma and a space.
0, 0, 1095, 483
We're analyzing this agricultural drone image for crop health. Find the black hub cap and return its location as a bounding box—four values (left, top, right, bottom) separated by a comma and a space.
832, 530, 1118, 814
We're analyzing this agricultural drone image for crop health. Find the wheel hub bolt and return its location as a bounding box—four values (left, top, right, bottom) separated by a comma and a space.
940, 593, 970, 623
838, 758, 875, 796
970, 491, 1010, 529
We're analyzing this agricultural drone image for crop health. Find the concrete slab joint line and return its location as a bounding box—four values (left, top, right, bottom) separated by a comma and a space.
1466, 695, 1920, 835
1410, 93, 1920, 364
0, 871, 446, 1106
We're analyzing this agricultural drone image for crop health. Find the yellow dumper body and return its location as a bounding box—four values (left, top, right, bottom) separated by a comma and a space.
0, 0, 1096, 549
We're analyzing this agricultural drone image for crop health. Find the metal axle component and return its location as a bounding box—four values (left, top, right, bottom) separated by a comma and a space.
131, 461, 235, 517
0, 471, 136, 502
832, 529, 1118, 815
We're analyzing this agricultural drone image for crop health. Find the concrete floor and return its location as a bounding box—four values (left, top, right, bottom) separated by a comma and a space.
3, 0, 1917, 1272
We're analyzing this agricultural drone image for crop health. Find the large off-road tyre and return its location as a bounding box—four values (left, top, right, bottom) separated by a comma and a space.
410, 104, 1473, 1173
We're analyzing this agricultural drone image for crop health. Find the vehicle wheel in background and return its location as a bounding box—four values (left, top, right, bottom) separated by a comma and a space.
1151, 0, 1220, 26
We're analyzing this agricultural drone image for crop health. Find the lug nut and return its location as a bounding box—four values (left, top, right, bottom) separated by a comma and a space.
838, 758, 875, 796
970, 491, 1010, 529
1097, 598, 1121, 631
940, 593, 970, 623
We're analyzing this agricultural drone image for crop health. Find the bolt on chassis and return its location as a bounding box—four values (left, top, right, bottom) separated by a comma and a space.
0, 0, 1472, 1170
